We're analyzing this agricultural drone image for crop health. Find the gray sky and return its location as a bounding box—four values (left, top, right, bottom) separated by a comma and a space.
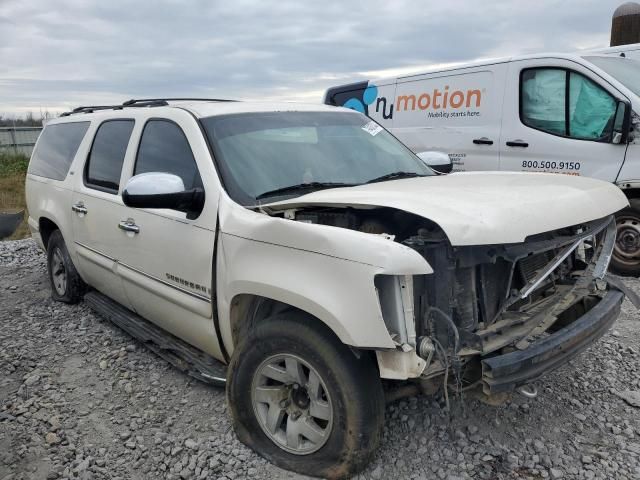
0, 0, 626, 117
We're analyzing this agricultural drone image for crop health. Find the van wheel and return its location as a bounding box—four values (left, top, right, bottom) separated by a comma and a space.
227, 312, 384, 479
612, 199, 640, 276
46, 230, 86, 303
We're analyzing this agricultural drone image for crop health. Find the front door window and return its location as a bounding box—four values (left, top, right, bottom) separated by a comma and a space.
521, 68, 617, 141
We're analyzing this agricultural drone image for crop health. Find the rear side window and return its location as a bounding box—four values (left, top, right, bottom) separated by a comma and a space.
28, 122, 90, 180
85, 120, 135, 193
520, 68, 617, 141
134, 120, 202, 190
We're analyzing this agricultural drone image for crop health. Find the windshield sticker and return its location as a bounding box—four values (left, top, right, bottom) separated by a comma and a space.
362, 121, 383, 136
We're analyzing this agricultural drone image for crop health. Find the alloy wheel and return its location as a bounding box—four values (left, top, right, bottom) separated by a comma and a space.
251, 353, 333, 455
51, 248, 67, 296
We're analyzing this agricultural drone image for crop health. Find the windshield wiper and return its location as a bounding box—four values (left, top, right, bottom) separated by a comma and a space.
256, 182, 355, 201
365, 171, 426, 184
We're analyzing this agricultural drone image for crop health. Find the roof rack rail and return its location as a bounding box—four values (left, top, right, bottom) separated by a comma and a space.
122, 98, 237, 106
60, 97, 237, 117
60, 105, 123, 117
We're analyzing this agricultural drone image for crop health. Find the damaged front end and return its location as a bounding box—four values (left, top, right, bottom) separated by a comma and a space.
260, 200, 627, 393
406, 215, 624, 395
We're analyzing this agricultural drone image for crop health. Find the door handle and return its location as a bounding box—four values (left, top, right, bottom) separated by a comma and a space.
118, 220, 140, 234
506, 140, 529, 148
473, 137, 494, 145
71, 203, 88, 215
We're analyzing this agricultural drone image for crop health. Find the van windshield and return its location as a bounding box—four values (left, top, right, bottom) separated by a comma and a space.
201, 111, 433, 205
584, 55, 640, 97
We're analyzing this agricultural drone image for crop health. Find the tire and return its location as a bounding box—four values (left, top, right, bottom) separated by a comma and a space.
612, 198, 640, 276
227, 311, 385, 479
46, 230, 86, 303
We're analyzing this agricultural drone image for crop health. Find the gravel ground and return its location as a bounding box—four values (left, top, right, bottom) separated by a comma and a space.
1, 238, 640, 480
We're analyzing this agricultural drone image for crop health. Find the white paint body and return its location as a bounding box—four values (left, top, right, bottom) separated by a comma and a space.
25, 101, 626, 380
324, 48, 640, 193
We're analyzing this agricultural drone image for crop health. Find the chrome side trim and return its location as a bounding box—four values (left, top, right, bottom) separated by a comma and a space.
75, 241, 115, 261
74, 241, 211, 303
118, 261, 212, 303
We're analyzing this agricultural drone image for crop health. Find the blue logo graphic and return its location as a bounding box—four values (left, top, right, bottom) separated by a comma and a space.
342, 84, 378, 114
363, 85, 378, 105
343, 98, 366, 113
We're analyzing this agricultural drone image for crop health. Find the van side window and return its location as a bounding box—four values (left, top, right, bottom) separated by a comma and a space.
28, 122, 90, 180
521, 68, 617, 141
85, 120, 135, 193
568, 72, 617, 139
521, 69, 566, 135
134, 120, 203, 190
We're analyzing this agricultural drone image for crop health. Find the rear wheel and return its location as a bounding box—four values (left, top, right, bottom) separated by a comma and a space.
612, 198, 640, 276
46, 230, 86, 303
227, 312, 385, 479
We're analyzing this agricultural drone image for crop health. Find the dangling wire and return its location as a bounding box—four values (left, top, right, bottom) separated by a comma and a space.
432, 338, 449, 411
427, 307, 460, 354
428, 307, 466, 414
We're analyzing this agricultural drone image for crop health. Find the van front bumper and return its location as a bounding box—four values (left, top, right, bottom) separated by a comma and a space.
481, 289, 623, 395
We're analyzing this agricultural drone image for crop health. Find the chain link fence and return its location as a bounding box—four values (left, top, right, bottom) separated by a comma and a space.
0, 127, 42, 157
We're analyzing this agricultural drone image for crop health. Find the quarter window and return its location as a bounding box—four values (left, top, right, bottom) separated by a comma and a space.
85, 120, 134, 192
28, 122, 90, 180
521, 68, 617, 141
134, 120, 202, 190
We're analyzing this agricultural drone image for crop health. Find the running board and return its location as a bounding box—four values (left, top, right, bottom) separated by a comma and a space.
84, 291, 227, 386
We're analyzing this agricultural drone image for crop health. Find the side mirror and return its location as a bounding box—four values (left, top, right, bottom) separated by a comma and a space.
122, 172, 205, 219
612, 100, 632, 144
416, 151, 453, 174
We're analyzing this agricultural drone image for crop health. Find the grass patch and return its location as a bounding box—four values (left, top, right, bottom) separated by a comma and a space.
0, 152, 29, 240
0, 151, 29, 176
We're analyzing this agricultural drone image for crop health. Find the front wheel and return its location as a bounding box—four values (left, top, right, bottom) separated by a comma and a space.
612, 198, 640, 276
227, 312, 385, 479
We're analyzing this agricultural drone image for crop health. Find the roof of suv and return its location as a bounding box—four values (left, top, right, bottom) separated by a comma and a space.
177, 100, 342, 118
54, 99, 343, 124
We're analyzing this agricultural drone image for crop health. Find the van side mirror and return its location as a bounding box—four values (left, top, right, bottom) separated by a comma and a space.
416, 151, 453, 174
122, 172, 205, 219
613, 100, 632, 144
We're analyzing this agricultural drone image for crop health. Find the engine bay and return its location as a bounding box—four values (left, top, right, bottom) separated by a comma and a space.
277, 205, 615, 358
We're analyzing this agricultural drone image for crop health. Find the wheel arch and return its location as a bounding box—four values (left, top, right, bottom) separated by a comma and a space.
38, 216, 60, 248
226, 290, 358, 356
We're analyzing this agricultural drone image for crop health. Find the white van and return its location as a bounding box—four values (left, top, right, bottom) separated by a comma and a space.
324, 48, 640, 274
589, 42, 640, 60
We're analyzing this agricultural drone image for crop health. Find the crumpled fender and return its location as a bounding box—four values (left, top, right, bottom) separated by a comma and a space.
215, 196, 432, 353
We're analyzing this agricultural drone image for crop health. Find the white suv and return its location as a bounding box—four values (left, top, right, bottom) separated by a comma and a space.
26, 98, 630, 478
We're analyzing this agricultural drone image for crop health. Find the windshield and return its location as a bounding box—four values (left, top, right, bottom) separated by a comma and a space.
201, 111, 433, 205
584, 55, 640, 97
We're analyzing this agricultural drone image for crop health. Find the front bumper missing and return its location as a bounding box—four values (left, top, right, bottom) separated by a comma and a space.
481, 289, 623, 395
